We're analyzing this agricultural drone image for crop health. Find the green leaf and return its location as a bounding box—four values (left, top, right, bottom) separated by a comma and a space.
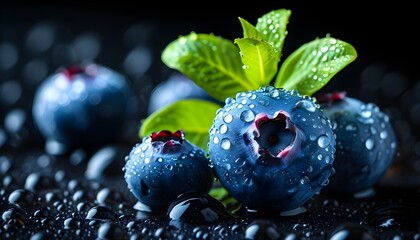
274, 36, 358, 96
161, 32, 256, 102
234, 38, 278, 86
139, 99, 222, 151
238, 17, 265, 40
209, 185, 240, 210
255, 8, 291, 61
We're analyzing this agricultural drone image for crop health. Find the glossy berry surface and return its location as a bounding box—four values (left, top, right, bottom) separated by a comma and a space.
123, 130, 214, 209
208, 86, 336, 212
317, 91, 398, 194
32, 62, 137, 147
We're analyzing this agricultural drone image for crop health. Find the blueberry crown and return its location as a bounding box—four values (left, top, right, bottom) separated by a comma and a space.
150, 130, 185, 146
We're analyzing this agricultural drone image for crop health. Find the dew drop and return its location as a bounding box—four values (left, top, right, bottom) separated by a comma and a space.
380, 131, 388, 139
295, 99, 317, 112
213, 137, 219, 144
223, 114, 233, 123
300, 176, 309, 185
365, 138, 374, 150
219, 124, 228, 134
240, 110, 255, 122
345, 123, 357, 131
220, 138, 231, 150
317, 135, 330, 148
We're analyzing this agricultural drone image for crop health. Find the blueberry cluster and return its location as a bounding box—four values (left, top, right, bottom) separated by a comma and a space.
123, 86, 398, 214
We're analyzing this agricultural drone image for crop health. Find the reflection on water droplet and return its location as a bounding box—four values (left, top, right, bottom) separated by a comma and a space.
380, 131, 388, 139
345, 123, 357, 131
223, 114, 233, 123
221, 139, 231, 150
365, 138, 374, 150
300, 176, 309, 185
213, 136, 219, 144
219, 124, 228, 134
317, 135, 330, 148
240, 110, 255, 122
294, 99, 317, 112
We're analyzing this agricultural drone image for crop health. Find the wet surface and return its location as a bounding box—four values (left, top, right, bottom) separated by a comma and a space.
1, 3, 420, 239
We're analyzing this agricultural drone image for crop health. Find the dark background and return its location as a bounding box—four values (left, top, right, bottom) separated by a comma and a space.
1, 2, 419, 160
1, 2, 418, 90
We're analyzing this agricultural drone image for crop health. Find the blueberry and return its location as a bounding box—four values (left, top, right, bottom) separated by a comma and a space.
32, 62, 137, 148
317, 91, 398, 195
123, 130, 214, 209
208, 86, 336, 212
148, 73, 219, 115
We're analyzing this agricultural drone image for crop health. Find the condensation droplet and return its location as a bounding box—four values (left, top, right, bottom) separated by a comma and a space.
221, 138, 231, 150
317, 135, 330, 148
365, 138, 374, 150
294, 99, 317, 112
380, 131, 388, 139
345, 123, 357, 131
317, 154, 323, 161
240, 110, 255, 122
223, 114, 233, 123
219, 124, 228, 134
300, 176, 309, 185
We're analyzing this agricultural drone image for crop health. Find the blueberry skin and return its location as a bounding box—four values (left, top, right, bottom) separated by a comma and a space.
318, 92, 398, 194
32, 63, 137, 147
208, 86, 336, 212
123, 130, 214, 208
148, 73, 218, 115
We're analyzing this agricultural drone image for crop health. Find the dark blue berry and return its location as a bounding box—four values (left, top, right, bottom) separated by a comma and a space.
208, 86, 336, 212
32, 62, 137, 148
317, 91, 398, 195
148, 73, 219, 115
123, 130, 214, 209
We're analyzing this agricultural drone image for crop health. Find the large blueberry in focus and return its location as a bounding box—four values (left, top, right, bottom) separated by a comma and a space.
123, 130, 214, 209
208, 86, 336, 212
317, 91, 398, 195
32, 62, 137, 148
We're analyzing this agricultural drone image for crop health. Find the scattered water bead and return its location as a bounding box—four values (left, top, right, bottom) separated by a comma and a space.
24, 173, 57, 192
97, 222, 126, 240
366, 203, 420, 231
244, 219, 282, 240
167, 191, 234, 226
8, 189, 37, 210
96, 187, 126, 208
325, 222, 378, 240
85, 145, 130, 180
85, 206, 119, 221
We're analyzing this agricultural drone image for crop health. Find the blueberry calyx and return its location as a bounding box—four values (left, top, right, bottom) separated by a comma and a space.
316, 91, 347, 105
61, 63, 98, 81
246, 111, 297, 164
149, 130, 185, 153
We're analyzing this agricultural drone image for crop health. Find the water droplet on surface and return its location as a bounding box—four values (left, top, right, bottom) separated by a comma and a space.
244, 219, 281, 240
365, 138, 374, 150
317, 135, 330, 148
219, 124, 228, 134
295, 99, 317, 112
223, 114, 233, 123
240, 110, 255, 122
167, 192, 232, 226
220, 138, 231, 150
